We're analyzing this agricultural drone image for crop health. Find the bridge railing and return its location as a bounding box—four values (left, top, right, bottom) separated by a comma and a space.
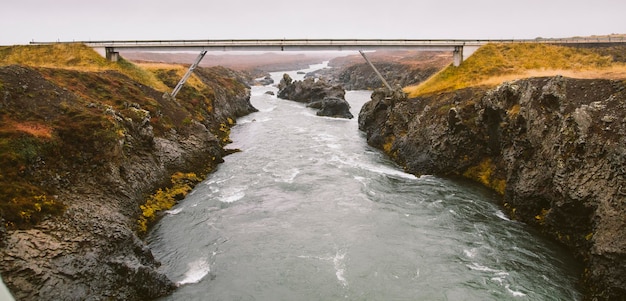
31, 37, 626, 49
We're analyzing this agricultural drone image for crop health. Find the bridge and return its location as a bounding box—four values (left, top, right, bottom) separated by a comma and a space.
30, 38, 626, 97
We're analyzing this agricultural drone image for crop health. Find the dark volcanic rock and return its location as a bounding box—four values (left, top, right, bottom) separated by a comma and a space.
307, 97, 353, 119
278, 74, 351, 119
256, 75, 274, 86
334, 62, 440, 90
278, 74, 345, 102
306, 61, 447, 91
359, 77, 626, 300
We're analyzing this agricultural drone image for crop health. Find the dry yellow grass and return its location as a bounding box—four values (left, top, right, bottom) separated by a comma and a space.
478, 66, 626, 86
138, 62, 207, 92
0, 44, 169, 91
0, 44, 110, 70
404, 43, 626, 97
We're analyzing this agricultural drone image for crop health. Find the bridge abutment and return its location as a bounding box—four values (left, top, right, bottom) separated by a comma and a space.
105, 47, 119, 62
453, 46, 463, 67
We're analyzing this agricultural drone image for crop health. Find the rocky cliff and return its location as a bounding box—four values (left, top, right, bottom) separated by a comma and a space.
359, 77, 626, 300
307, 51, 452, 90
0, 62, 256, 300
326, 62, 442, 90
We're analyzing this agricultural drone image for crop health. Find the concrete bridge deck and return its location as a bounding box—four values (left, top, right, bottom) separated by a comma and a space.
31, 37, 626, 51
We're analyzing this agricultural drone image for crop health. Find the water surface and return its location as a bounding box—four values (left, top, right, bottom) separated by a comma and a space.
148, 63, 581, 300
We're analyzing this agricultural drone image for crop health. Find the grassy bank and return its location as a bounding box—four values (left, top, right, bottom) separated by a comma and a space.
0, 44, 241, 230
404, 43, 626, 97
0, 44, 168, 91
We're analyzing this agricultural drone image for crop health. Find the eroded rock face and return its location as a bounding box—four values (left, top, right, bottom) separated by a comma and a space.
359, 77, 626, 300
277, 74, 353, 119
0, 65, 257, 300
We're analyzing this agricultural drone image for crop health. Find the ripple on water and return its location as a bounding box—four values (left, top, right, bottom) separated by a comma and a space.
219, 190, 245, 203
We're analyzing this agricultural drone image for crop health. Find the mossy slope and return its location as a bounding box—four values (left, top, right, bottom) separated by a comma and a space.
0, 45, 251, 230
405, 43, 623, 97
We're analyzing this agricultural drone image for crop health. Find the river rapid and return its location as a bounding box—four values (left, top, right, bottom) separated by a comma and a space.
147, 62, 581, 300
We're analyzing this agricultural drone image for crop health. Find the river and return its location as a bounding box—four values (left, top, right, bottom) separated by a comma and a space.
147, 62, 581, 300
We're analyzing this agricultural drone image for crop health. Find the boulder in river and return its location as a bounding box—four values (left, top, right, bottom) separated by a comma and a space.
256, 75, 274, 86
307, 97, 353, 119
277, 73, 351, 119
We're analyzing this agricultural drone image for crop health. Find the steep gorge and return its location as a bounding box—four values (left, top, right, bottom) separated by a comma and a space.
0, 51, 257, 299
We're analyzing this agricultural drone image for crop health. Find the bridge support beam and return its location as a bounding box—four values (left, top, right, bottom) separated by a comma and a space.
105, 47, 119, 62
453, 46, 463, 67
168, 50, 208, 99
359, 50, 393, 91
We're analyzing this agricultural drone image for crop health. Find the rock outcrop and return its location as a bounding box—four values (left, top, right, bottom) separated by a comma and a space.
307, 97, 353, 119
256, 75, 274, 86
0, 65, 257, 300
277, 74, 353, 119
359, 77, 626, 300
317, 62, 441, 90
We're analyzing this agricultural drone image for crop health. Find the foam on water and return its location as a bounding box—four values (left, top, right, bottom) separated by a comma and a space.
259, 106, 277, 113
165, 207, 183, 215
275, 168, 300, 183
296, 249, 348, 287
220, 191, 245, 203
463, 248, 478, 258
328, 153, 416, 179
505, 284, 527, 297
495, 209, 511, 220
353, 176, 367, 186
333, 250, 348, 287
361, 163, 417, 180
178, 258, 211, 286
237, 116, 273, 124
467, 262, 504, 273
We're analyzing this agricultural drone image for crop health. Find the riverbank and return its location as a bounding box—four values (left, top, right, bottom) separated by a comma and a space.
0, 44, 257, 299
358, 43, 626, 299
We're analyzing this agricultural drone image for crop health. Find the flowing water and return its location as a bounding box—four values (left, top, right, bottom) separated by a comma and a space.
147, 63, 581, 300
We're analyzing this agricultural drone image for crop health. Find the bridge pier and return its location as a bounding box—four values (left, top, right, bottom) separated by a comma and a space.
105, 47, 119, 62
453, 46, 463, 67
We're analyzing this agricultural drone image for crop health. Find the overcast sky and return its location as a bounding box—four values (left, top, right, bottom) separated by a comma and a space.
1, 0, 624, 45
